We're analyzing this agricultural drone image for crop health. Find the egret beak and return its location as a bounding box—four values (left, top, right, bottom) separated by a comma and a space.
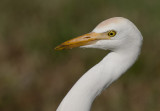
55, 32, 110, 50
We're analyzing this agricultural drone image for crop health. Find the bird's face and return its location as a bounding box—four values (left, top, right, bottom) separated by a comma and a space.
55, 17, 142, 51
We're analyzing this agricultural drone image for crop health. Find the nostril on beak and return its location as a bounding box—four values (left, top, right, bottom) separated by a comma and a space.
84, 37, 91, 39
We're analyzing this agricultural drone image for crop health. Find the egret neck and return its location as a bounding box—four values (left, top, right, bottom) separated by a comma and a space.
57, 45, 141, 111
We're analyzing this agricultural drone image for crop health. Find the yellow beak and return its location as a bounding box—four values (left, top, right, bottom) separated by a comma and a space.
55, 32, 110, 50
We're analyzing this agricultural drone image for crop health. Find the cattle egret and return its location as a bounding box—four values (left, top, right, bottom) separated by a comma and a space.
55, 17, 143, 111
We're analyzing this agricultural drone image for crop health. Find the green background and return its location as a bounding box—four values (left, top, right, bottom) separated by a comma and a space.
0, 0, 160, 111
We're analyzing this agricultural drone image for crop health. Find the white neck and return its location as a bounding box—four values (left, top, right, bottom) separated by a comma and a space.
57, 47, 140, 111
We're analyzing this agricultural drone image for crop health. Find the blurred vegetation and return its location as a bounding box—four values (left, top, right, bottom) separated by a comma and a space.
0, 0, 160, 111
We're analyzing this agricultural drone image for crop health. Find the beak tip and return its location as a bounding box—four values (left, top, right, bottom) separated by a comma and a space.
54, 45, 63, 51
55, 43, 68, 50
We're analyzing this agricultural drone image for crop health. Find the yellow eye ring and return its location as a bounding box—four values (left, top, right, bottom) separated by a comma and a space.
107, 30, 116, 37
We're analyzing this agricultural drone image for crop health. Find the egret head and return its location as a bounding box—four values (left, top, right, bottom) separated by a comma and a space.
55, 17, 143, 52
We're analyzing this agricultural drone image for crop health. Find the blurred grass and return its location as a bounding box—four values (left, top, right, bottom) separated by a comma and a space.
0, 0, 160, 111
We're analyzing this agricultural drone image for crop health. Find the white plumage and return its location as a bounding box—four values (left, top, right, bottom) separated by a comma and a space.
55, 17, 143, 111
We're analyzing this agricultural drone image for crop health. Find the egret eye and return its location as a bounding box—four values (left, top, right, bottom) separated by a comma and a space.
107, 30, 116, 37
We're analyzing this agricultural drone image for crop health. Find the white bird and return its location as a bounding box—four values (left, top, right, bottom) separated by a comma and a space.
55, 17, 143, 111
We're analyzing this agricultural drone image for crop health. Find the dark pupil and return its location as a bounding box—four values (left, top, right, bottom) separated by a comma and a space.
110, 33, 113, 35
